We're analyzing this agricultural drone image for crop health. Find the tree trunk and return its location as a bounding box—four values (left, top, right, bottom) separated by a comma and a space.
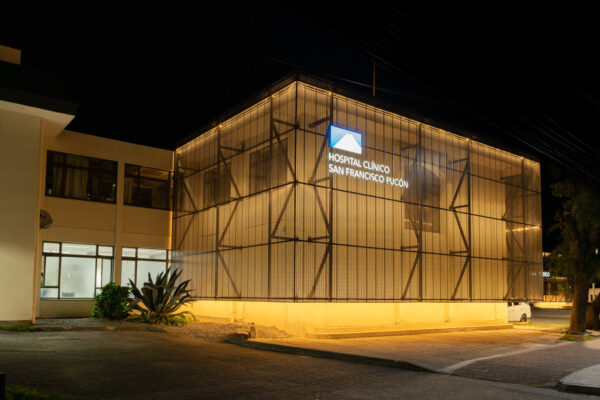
569, 276, 589, 334
587, 295, 600, 330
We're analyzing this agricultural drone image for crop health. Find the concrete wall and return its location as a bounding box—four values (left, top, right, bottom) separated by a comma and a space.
186, 300, 508, 336
0, 109, 41, 322
37, 130, 173, 318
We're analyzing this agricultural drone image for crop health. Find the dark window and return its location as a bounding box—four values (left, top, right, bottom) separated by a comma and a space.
203, 165, 231, 207
403, 165, 440, 233
45, 151, 117, 203
249, 139, 288, 194
125, 164, 172, 210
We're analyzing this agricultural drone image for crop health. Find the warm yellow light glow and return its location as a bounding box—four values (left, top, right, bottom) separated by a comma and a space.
185, 300, 508, 336
506, 226, 540, 232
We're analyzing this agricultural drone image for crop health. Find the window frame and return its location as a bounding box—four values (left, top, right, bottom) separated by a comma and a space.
45, 150, 118, 204
248, 138, 288, 195
40, 241, 114, 300
121, 247, 172, 287
203, 164, 231, 208
124, 164, 173, 211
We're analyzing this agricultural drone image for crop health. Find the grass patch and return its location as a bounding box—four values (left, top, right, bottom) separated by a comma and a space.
0, 325, 41, 332
526, 323, 569, 327
560, 335, 596, 342
6, 384, 72, 400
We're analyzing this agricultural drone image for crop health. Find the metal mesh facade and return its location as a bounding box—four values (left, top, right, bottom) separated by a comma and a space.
173, 79, 543, 302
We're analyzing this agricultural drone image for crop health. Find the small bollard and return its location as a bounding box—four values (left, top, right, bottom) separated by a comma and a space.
1, 372, 5, 400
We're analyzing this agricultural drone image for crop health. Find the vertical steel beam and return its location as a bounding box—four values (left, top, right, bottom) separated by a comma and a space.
328, 92, 334, 300
467, 141, 472, 299
268, 99, 274, 299
214, 128, 221, 298
417, 124, 423, 299
521, 158, 527, 299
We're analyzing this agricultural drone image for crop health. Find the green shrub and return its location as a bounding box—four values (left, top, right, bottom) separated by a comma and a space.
127, 266, 194, 324
91, 282, 131, 319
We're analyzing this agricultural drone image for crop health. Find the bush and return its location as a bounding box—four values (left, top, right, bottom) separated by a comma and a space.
91, 283, 131, 319
127, 266, 194, 324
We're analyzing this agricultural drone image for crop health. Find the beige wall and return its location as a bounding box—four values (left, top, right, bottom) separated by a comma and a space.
0, 109, 41, 322
37, 130, 173, 317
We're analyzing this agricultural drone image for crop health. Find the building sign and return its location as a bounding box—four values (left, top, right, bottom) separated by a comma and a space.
330, 126, 362, 154
328, 125, 408, 189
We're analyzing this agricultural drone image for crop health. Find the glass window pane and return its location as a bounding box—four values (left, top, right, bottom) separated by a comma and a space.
96, 259, 102, 287
122, 247, 136, 258
137, 248, 167, 260
41, 288, 58, 299
59, 257, 96, 298
102, 259, 112, 286
98, 246, 113, 257
44, 256, 60, 287
136, 260, 166, 287
43, 242, 60, 253
139, 167, 169, 180
121, 260, 136, 286
62, 243, 97, 256
125, 164, 138, 175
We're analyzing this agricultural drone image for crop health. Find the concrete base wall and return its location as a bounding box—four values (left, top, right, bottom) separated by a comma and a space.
39, 300, 93, 318
186, 300, 508, 336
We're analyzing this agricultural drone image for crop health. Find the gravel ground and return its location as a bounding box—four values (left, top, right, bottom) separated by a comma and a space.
164, 316, 291, 341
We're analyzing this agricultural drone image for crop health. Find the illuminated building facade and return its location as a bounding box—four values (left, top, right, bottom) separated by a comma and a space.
173, 74, 543, 321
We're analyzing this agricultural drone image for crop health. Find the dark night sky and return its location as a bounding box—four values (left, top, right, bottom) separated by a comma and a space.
3, 1, 600, 250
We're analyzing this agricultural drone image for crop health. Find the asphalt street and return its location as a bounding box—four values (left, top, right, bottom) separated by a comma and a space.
530, 307, 571, 325
0, 330, 593, 400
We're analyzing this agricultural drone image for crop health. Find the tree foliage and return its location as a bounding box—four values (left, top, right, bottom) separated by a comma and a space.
548, 174, 600, 333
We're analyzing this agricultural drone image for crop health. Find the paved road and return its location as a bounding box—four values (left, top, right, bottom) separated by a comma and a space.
530, 308, 571, 325
0, 331, 593, 399
252, 328, 600, 390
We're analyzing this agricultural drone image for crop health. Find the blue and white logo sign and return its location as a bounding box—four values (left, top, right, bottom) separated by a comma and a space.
330, 126, 362, 154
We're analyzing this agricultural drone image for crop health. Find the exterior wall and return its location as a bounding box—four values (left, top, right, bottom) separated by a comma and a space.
174, 81, 543, 304
186, 300, 508, 336
38, 130, 173, 317
0, 108, 42, 322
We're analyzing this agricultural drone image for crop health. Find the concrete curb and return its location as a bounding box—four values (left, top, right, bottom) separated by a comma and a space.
227, 338, 431, 372
307, 324, 513, 339
557, 382, 600, 396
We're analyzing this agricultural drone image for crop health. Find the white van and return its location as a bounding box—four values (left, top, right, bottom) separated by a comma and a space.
508, 301, 531, 322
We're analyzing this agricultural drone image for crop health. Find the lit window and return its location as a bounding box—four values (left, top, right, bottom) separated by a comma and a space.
45, 151, 117, 203
121, 247, 171, 288
41, 242, 114, 299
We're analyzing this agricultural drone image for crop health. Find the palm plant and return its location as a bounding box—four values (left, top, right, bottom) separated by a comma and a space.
127, 266, 194, 324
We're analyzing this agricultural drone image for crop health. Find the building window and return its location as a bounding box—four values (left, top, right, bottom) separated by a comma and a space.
403, 165, 441, 233
41, 242, 114, 299
45, 151, 117, 203
249, 139, 288, 194
203, 165, 230, 207
124, 164, 172, 210
121, 247, 171, 288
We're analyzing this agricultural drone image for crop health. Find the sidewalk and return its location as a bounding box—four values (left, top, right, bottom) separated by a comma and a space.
243, 327, 600, 394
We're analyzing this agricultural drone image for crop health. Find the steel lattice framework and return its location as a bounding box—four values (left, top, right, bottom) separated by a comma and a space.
172, 74, 543, 302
